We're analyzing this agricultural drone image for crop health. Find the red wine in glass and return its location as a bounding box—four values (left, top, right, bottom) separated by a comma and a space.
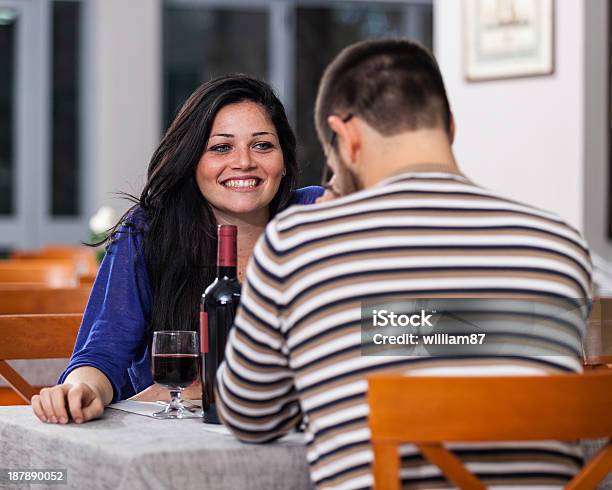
153, 354, 200, 389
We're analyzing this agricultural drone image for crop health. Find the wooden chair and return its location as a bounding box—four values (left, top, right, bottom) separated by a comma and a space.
584, 297, 612, 368
78, 272, 97, 286
368, 373, 612, 490
0, 282, 48, 291
11, 245, 98, 276
0, 314, 82, 403
0, 287, 91, 314
0, 261, 77, 288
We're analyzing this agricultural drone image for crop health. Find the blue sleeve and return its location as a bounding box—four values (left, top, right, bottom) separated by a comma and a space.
291, 186, 324, 205
58, 211, 153, 403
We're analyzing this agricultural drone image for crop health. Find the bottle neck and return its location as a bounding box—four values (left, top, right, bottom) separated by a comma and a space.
216, 265, 237, 279
216, 228, 237, 279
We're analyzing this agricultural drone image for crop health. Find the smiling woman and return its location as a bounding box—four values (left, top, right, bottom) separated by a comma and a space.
197, 101, 285, 221
30, 75, 323, 425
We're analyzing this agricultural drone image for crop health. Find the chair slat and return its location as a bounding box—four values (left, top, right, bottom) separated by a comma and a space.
0, 261, 77, 287
416, 443, 485, 490
584, 297, 612, 368
78, 272, 97, 286
11, 245, 98, 276
0, 360, 37, 402
372, 443, 400, 490
0, 283, 48, 291
0, 386, 40, 405
566, 444, 612, 490
0, 287, 91, 314
0, 314, 82, 359
368, 373, 612, 442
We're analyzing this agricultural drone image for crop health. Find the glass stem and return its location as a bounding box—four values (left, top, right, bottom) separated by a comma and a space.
168, 390, 182, 410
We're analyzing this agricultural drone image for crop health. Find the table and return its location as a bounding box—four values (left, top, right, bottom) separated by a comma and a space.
1, 407, 610, 490
0, 406, 312, 490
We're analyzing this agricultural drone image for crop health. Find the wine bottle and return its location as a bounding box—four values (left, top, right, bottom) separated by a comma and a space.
200, 225, 241, 424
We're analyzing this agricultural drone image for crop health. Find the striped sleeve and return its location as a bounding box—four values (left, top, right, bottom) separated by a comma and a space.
216, 224, 301, 443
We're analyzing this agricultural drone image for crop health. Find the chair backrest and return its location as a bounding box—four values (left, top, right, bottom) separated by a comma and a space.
11, 245, 98, 276
0, 283, 48, 290
78, 272, 97, 286
585, 296, 612, 368
368, 373, 612, 490
0, 314, 82, 403
0, 261, 77, 288
0, 287, 91, 314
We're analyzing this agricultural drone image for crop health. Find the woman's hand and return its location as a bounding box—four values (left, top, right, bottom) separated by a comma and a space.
31, 366, 113, 424
183, 381, 202, 400
31, 383, 105, 424
129, 383, 170, 402
129, 381, 202, 402
316, 176, 340, 204
315, 189, 338, 204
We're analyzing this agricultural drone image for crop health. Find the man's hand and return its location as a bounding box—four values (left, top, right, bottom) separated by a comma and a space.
31, 383, 105, 424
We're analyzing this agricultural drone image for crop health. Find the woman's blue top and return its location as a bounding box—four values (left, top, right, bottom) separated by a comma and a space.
58, 186, 324, 402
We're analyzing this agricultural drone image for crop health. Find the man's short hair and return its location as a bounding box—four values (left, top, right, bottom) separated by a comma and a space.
315, 38, 452, 143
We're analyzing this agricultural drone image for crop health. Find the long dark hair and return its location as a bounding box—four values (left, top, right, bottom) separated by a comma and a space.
104, 75, 299, 336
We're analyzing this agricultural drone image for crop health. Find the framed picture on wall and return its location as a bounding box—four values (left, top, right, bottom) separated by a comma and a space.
464, 0, 555, 81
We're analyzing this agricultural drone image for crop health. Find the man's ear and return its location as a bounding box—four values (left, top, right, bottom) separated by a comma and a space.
328, 115, 360, 164
449, 113, 456, 145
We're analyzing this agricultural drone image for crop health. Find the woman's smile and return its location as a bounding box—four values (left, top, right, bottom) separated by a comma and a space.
220, 176, 263, 191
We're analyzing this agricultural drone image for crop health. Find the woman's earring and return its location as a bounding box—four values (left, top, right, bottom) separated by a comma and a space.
282, 168, 286, 177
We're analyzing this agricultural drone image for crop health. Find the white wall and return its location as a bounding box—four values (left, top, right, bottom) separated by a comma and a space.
434, 0, 586, 230
84, 0, 161, 219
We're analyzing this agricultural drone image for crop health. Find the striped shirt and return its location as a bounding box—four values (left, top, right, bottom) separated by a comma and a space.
216, 171, 592, 489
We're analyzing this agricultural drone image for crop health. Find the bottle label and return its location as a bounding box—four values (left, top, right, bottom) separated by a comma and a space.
200, 311, 208, 354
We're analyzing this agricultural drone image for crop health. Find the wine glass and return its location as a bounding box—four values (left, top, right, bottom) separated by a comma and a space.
151, 331, 200, 419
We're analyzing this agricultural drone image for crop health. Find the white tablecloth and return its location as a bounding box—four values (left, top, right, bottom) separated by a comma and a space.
0, 406, 313, 490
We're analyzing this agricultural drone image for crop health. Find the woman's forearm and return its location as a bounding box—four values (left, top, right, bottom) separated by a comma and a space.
64, 366, 114, 406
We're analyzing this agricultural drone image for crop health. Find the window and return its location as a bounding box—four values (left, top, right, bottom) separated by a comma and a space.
0, 8, 17, 215
51, 0, 81, 216
296, 4, 408, 185
163, 5, 269, 129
